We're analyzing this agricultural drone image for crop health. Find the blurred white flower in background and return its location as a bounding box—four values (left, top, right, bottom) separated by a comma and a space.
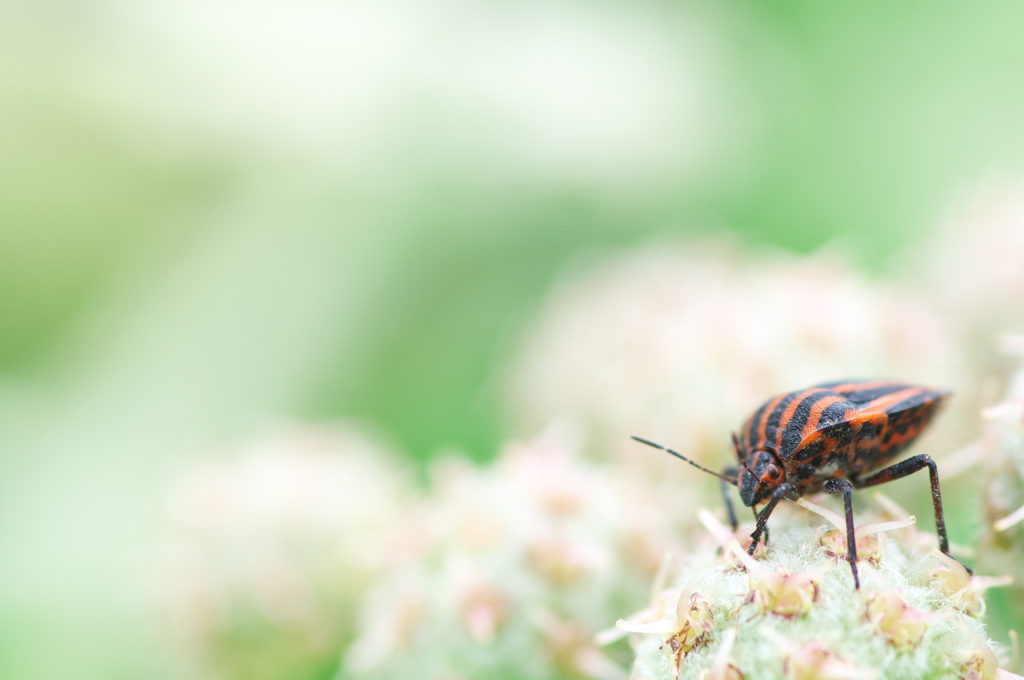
157, 423, 413, 680
917, 180, 1024, 394
505, 240, 961, 472
345, 433, 692, 680
922, 180, 1024, 327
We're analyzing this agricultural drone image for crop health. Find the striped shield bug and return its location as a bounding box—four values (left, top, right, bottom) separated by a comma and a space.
634, 380, 958, 589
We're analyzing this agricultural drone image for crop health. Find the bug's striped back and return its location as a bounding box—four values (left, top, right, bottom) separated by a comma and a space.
737, 380, 947, 492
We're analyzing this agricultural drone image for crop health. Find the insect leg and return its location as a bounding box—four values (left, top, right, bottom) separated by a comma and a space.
824, 478, 860, 589
753, 506, 769, 546
721, 466, 739, 531
851, 454, 949, 555
747, 483, 798, 555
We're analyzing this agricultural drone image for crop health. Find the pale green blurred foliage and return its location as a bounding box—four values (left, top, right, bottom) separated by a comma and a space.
4, 0, 1024, 679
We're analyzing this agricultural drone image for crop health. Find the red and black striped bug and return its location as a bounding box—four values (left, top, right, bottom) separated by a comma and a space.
634, 380, 958, 589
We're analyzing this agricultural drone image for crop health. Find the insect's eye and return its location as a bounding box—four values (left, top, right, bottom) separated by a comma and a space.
764, 464, 782, 482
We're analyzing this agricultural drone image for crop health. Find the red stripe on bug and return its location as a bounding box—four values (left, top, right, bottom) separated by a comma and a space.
800, 394, 847, 439
858, 387, 925, 417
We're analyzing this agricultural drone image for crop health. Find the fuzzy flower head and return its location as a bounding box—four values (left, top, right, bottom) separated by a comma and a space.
506, 241, 959, 473
345, 435, 689, 680
864, 589, 929, 651
156, 424, 413, 680
613, 498, 1017, 680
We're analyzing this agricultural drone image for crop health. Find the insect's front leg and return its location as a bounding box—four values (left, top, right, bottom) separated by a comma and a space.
823, 477, 860, 589
753, 506, 766, 546
851, 454, 963, 568
721, 466, 739, 531
747, 483, 799, 555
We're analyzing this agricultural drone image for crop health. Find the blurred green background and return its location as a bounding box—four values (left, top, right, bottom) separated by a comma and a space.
3, 0, 1024, 678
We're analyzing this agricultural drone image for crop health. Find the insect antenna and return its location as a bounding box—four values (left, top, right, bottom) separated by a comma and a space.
731, 432, 744, 461
631, 436, 737, 486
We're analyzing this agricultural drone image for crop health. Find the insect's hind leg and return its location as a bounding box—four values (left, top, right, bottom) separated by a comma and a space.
851, 454, 952, 557
721, 467, 739, 531
824, 478, 860, 589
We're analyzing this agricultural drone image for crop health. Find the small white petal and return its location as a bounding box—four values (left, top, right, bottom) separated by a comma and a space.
797, 497, 847, 533
615, 617, 681, 634
855, 516, 916, 536
994, 502, 1024, 532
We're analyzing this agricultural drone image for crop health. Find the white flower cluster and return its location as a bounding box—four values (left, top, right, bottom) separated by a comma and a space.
344, 436, 690, 680
506, 241, 960, 472
614, 499, 1018, 680
157, 424, 413, 680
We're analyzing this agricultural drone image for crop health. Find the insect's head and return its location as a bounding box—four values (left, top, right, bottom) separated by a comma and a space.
739, 446, 785, 506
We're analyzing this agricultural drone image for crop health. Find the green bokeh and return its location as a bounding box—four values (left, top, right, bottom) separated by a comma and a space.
3, 0, 1024, 678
